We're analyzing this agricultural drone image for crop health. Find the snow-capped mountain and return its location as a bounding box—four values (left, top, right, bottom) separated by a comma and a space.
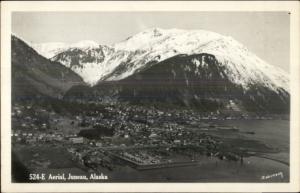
18, 28, 290, 113
34, 28, 289, 96
109, 28, 289, 93
32, 40, 100, 58
106, 52, 289, 113
65, 52, 289, 113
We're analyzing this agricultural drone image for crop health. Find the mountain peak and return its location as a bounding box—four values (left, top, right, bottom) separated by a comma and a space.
113, 27, 223, 52
139, 27, 185, 37
32, 40, 100, 58
71, 40, 99, 48
143, 27, 186, 34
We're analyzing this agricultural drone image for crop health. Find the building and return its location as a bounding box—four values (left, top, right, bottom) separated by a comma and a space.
69, 137, 84, 144
174, 139, 181, 144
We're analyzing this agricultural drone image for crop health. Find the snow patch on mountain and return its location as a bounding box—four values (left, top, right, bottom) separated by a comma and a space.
74, 50, 132, 85
50, 45, 132, 85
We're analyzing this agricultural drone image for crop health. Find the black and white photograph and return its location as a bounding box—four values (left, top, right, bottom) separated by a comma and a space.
1, 1, 300, 192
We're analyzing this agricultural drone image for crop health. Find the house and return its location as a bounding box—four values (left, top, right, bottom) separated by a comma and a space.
149, 133, 158, 138
26, 138, 37, 144
174, 139, 181, 144
41, 123, 47, 129
55, 136, 64, 141
69, 137, 84, 144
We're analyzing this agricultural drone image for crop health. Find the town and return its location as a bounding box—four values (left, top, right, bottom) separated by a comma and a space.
11, 100, 279, 181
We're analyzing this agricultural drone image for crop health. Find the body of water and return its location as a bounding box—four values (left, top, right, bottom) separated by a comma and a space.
103, 119, 290, 182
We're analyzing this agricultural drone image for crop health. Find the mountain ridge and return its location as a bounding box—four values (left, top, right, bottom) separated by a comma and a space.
13, 28, 290, 114
32, 28, 289, 95
11, 35, 85, 101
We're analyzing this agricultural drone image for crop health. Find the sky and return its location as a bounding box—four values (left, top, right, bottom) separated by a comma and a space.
12, 12, 290, 72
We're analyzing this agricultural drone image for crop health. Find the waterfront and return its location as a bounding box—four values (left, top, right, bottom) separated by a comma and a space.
12, 101, 289, 182
86, 120, 290, 182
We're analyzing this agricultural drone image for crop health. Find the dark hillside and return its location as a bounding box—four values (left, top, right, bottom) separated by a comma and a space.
11, 35, 84, 101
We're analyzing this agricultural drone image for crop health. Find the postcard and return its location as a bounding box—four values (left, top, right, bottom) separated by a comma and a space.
1, 1, 299, 192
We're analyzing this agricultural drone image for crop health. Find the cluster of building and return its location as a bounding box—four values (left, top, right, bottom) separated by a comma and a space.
11, 101, 249, 172
11, 130, 86, 145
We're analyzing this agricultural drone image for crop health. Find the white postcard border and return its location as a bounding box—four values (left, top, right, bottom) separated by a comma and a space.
1, 1, 299, 192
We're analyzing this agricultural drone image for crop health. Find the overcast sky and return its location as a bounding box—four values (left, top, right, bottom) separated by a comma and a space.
12, 12, 290, 72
